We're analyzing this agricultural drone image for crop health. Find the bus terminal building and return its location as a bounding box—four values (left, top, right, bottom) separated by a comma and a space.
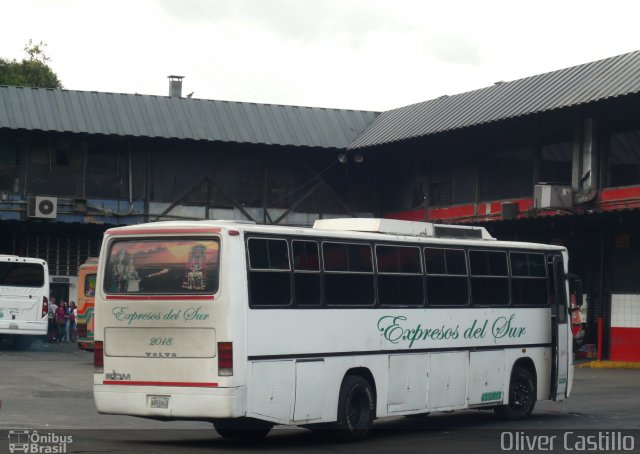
1, 50, 640, 361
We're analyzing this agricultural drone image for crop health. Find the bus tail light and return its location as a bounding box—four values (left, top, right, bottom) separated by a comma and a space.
218, 342, 233, 376
94, 341, 104, 373
41, 296, 48, 318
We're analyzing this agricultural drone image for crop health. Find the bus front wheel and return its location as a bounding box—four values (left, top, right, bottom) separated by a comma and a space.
213, 418, 273, 440
494, 367, 536, 420
331, 375, 375, 442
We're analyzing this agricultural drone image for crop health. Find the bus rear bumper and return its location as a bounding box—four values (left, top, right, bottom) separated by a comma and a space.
0, 320, 46, 335
94, 384, 246, 420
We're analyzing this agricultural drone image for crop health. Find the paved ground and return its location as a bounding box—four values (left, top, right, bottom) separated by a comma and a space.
1, 338, 639, 453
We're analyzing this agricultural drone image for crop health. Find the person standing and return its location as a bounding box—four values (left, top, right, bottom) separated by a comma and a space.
69, 302, 78, 342
47, 297, 58, 342
55, 301, 66, 343
63, 301, 72, 343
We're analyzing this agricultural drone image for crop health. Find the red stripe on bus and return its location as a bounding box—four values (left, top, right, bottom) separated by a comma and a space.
102, 380, 219, 387
105, 295, 214, 301
105, 228, 222, 235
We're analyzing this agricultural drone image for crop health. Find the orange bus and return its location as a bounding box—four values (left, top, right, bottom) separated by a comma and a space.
76, 257, 98, 350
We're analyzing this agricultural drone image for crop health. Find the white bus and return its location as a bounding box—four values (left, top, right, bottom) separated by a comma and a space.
93, 218, 581, 441
0, 255, 50, 350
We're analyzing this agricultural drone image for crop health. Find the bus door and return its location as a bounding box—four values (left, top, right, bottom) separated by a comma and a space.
550, 255, 569, 401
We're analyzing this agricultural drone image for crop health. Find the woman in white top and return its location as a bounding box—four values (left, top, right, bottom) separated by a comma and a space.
69, 301, 78, 342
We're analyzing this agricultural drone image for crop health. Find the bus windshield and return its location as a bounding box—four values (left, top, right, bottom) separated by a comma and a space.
84, 273, 96, 297
104, 239, 220, 295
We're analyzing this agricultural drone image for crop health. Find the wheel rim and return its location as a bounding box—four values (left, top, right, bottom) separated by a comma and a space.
511, 380, 530, 410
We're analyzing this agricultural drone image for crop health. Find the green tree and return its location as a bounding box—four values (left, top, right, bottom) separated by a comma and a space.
0, 40, 62, 88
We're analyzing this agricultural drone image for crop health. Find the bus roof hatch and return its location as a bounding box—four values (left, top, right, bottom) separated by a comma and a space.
312, 218, 494, 240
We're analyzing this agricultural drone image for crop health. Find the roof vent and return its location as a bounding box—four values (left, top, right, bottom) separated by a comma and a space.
168, 75, 184, 97
312, 218, 494, 240
494, 80, 506, 85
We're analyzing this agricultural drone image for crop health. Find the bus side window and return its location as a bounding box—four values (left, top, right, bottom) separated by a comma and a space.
248, 238, 291, 307
469, 250, 509, 306
292, 240, 321, 306
376, 245, 423, 306
323, 242, 374, 306
547, 259, 556, 306
510, 252, 547, 306
425, 248, 469, 306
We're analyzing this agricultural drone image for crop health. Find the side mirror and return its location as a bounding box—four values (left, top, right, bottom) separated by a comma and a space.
568, 273, 583, 308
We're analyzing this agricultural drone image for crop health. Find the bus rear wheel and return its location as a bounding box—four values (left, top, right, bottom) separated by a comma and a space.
331, 375, 375, 442
494, 367, 536, 420
213, 418, 273, 440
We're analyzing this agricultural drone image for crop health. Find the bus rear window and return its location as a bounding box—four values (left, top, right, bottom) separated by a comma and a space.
104, 239, 220, 295
0, 263, 44, 287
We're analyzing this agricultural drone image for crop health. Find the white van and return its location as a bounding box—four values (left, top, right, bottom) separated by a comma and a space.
0, 255, 50, 349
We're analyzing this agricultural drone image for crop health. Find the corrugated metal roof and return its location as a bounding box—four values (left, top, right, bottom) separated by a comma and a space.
349, 50, 640, 150
0, 86, 379, 149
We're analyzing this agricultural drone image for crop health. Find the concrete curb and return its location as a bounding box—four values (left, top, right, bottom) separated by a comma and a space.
576, 361, 640, 369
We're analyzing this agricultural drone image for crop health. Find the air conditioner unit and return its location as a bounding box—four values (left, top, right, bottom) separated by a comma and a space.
28, 196, 58, 219
534, 185, 572, 209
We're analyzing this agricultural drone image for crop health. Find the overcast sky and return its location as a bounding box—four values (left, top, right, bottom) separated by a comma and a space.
1, 0, 639, 112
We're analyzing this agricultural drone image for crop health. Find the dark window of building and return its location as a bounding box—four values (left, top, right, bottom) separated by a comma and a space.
611, 232, 640, 293
239, 176, 262, 207
609, 125, 640, 187
451, 163, 477, 205
539, 139, 572, 185
149, 146, 235, 208
428, 180, 452, 207
479, 144, 533, 201
323, 242, 374, 306
376, 245, 423, 306
292, 240, 321, 306
424, 248, 468, 305
27, 139, 83, 196
0, 138, 21, 193
469, 250, 509, 305
510, 252, 548, 305
26, 234, 101, 277
248, 238, 291, 307
86, 141, 130, 199
424, 150, 476, 207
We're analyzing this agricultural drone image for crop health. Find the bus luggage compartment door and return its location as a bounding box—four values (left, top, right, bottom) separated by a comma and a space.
388, 354, 428, 413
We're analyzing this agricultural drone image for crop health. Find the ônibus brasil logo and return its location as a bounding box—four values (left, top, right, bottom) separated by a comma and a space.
8, 430, 72, 454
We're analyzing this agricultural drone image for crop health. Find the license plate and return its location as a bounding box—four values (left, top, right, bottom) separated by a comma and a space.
9, 323, 18, 329
149, 395, 170, 409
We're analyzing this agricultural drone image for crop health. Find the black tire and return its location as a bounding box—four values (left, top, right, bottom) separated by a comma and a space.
494, 366, 536, 420
213, 418, 272, 440
331, 375, 375, 442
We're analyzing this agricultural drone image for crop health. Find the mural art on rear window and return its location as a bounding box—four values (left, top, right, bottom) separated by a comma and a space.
105, 239, 220, 295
